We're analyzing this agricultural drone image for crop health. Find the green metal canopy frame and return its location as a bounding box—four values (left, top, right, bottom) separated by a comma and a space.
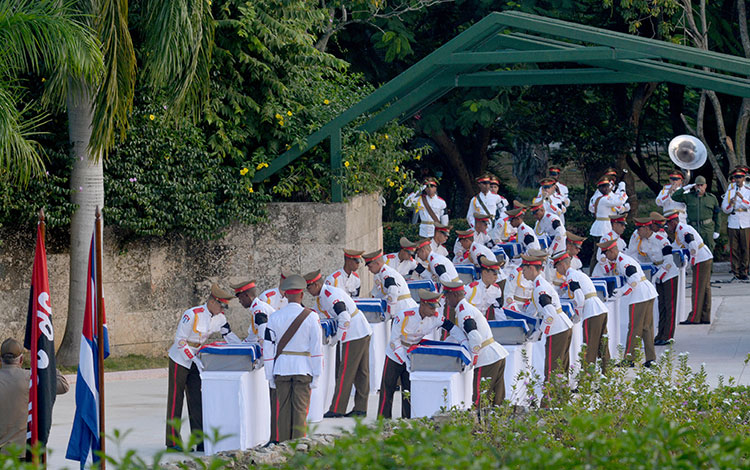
253, 10, 750, 202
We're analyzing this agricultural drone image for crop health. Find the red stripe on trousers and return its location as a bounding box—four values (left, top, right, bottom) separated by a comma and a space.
627, 303, 635, 355
170, 362, 178, 441
332, 341, 350, 412
474, 366, 483, 406
690, 262, 700, 322
378, 359, 390, 415
275, 391, 280, 441
669, 277, 676, 338
547, 336, 552, 377
583, 319, 589, 345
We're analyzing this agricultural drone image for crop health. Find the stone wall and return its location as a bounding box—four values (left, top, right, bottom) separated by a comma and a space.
0, 193, 382, 357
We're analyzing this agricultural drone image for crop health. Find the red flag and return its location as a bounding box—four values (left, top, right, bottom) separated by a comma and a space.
23, 222, 57, 447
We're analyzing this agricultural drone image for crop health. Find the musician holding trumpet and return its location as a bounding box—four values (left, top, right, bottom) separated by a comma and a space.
721, 168, 750, 281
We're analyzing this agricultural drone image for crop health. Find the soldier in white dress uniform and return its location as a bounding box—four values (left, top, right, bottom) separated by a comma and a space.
442, 280, 509, 406
430, 223, 451, 258
364, 249, 416, 319
464, 258, 505, 320
597, 239, 658, 367
566, 232, 586, 270
655, 170, 687, 223
721, 168, 750, 280
404, 176, 448, 237
552, 251, 609, 371
413, 238, 460, 284
259, 269, 291, 311
378, 290, 465, 418
305, 270, 372, 418
385, 237, 419, 278
453, 229, 498, 268
589, 177, 629, 237
263, 275, 323, 443
665, 210, 714, 325
521, 250, 574, 384
325, 249, 363, 297
166, 284, 239, 450
467, 174, 507, 228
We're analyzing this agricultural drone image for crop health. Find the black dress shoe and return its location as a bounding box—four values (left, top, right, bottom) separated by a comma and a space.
679, 320, 698, 325
644, 360, 655, 368
654, 339, 668, 346
740, 275, 749, 281
324, 411, 344, 418
196, 443, 204, 453
616, 360, 635, 368
699, 320, 711, 324
345, 410, 366, 417
165, 445, 183, 453
263, 440, 279, 448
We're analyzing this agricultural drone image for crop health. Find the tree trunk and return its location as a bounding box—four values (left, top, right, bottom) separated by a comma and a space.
512, 141, 547, 188
431, 129, 474, 207
57, 85, 104, 366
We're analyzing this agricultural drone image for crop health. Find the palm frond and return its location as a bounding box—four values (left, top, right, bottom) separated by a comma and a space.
0, 82, 46, 183
0, 0, 102, 84
88, 0, 136, 159
140, 0, 215, 121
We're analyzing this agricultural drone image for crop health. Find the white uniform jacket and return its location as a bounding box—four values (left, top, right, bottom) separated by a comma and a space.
325, 268, 361, 298
589, 190, 628, 236
465, 280, 504, 319
263, 303, 323, 386
674, 223, 714, 264
491, 216, 518, 244
467, 192, 506, 227
313, 284, 372, 343
531, 275, 574, 337
386, 308, 466, 365
534, 212, 566, 254
450, 299, 509, 367
721, 183, 750, 229
561, 268, 607, 322
372, 263, 417, 318
385, 252, 418, 278
259, 288, 288, 311
626, 231, 652, 263
503, 266, 534, 312
612, 252, 658, 304
244, 298, 275, 344
404, 191, 448, 237
516, 223, 541, 255
430, 239, 449, 258
571, 256, 583, 271
168, 305, 230, 369
656, 185, 687, 222
591, 234, 626, 278
650, 233, 679, 283
415, 252, 460, 284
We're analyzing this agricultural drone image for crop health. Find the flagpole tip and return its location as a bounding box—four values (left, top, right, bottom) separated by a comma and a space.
38, 208, 45, 222
95, 206, 101, 218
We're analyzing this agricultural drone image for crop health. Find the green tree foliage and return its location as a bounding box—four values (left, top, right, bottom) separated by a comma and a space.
206, 0, 425, 203
103, 94, 270, 239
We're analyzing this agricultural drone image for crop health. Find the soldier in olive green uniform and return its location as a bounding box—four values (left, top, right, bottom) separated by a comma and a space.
671, 175, 721, 250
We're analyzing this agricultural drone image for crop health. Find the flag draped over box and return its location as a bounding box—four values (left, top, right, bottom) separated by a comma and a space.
23, 221, 58, 449
66, 231, 109, 468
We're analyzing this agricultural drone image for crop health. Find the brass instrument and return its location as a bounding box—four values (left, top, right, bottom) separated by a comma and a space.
668, 135, 708, 182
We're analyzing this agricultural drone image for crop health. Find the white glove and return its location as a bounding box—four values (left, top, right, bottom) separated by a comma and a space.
403, 354, 412, 372
610, 287, 622, 299
528, 329, 542, 342
268, 377, 276, 389
713, 232, 720, 240
683, 183, 695, 192
192, 356, 205, 373
617, 181, 626, 192
310, 375, 320, 389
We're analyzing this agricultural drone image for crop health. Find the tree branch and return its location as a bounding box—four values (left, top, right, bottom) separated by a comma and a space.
431, 128, 474, 205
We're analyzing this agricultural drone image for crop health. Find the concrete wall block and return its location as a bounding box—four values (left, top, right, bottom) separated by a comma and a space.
0, 195, 382, 358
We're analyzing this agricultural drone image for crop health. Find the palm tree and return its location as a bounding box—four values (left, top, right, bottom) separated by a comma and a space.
0, 0, 101, 183
56, 0, 215, 365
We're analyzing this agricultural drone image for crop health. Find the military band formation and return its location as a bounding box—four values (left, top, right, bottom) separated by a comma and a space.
166, 162, 749, 450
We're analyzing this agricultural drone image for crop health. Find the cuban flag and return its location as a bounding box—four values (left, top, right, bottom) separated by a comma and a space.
66, 232, 109, 468
23, 221, 57, 449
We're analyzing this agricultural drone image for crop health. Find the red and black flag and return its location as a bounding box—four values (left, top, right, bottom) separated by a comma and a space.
23, 220, 58, 448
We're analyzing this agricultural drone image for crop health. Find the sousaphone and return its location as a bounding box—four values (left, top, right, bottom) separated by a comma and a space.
668, 135, 707, 181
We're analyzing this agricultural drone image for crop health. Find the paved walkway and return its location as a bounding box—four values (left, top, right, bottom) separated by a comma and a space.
45, 272, 750, 469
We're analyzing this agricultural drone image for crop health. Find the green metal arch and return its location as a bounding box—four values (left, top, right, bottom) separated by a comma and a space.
253, 10, 750, 202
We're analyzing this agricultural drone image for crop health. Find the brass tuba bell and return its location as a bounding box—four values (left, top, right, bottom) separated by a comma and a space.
668, 135, 707, 181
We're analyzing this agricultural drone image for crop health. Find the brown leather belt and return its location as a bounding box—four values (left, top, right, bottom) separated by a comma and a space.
584, 292, 598, 299
279, 351, 310, 357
